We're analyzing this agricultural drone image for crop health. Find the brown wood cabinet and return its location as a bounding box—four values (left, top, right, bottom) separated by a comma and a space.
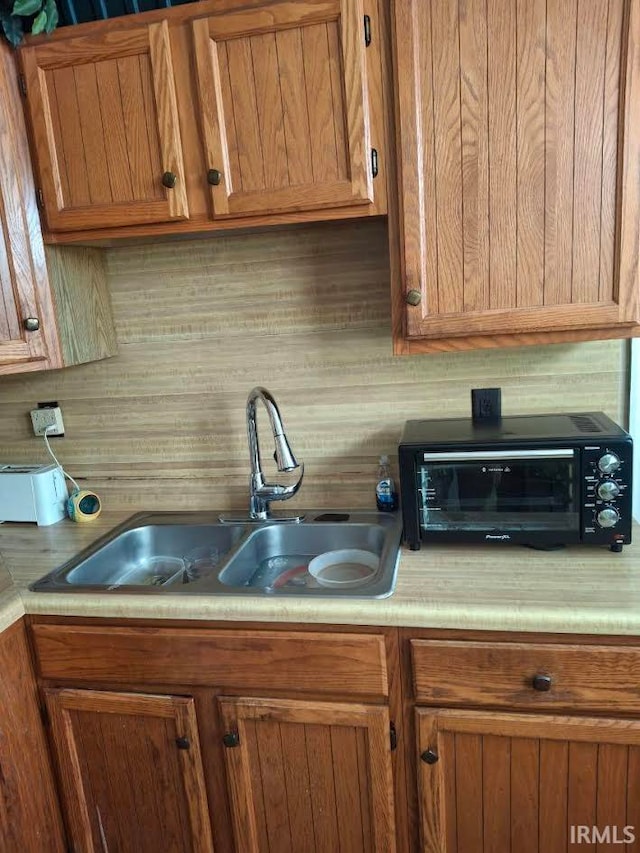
416, 709, 640, 852
407, 632, 640, 851
44, 688, 214, 852
30, 619, 640, 852
410, 638, 640, 714
0, 620, 66, 851
0, 40, 117, 376
392, 0, 640, 352
219, 696, 396, 851
192, 0, 375, 218
21, 20, 189, 232
31, 623, 390, 696
0, 41, 53, 372
20, 0, 390, 242
31, 620, 401, 852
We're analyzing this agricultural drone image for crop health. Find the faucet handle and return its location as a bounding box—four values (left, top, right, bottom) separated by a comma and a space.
255, 464, 304, 503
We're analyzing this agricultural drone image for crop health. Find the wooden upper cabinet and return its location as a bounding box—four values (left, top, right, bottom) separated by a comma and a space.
417, 708, 640, 852
0, 41, 116, 376
45, 688, 214, 852
0, 139, 52, 369
192, 0, 375, 218
219, 696, 397, 851
17, 0, 390, 240
0, 41, 57, 370
394, 0, 640, 348
21, 20, 189, 231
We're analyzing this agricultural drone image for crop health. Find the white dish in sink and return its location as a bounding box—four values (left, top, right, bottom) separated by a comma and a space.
308, 549, 378, 588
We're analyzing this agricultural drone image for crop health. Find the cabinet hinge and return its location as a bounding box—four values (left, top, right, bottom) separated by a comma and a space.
364, 14, 372, 46
36, 188, 44, 209
40, 702, 49, 728
371, 148, 379, 179
18, 73, 27, 97
390, 722, 397, 751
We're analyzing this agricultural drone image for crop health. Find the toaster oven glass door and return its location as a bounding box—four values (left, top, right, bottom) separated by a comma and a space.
417, 449, 579, 533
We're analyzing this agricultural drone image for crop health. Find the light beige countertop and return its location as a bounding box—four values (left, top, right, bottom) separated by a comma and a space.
1, 512, 640, 636
0, 553, 24, 633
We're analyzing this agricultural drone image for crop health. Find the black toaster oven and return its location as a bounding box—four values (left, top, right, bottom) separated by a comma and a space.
399, 412, 633, 552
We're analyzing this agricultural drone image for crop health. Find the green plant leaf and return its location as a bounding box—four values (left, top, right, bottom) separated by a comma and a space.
1, 10, 23, 45
43, 0, 57, 32
30, 7, 46, 33
12, 0, 42, 16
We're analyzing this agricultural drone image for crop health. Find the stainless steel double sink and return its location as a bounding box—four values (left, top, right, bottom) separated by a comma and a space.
30, 510, 402, 598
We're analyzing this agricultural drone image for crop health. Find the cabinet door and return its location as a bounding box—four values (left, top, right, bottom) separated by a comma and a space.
395, 0, 640, 342
192, 0, 374, 218
0, 623, 66, 851
0, 41, 57, 371
44, 688, 215, 853
417, 708, 640, 852
21, 20, 189, 232
219, 696, 396, 851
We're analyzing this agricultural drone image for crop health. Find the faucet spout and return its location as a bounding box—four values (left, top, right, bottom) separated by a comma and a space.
246, 387, 304, 521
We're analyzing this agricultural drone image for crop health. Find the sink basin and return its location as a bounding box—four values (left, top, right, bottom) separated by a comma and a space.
217, 521, 396, 596
32, 514, 247, 591
30, 510, 402, 598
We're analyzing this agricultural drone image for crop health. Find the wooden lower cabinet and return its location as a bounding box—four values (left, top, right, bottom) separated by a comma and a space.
0, 620, 66, 851
219, 696, 396, 852
416, 708, 640, 852
37, 622, 640, 852
44, 688, 214, 853
42, 687, 398, 853
32, 623, 400, 852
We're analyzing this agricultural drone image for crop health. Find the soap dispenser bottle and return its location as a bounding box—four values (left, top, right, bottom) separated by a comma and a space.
376, 455, 398, 512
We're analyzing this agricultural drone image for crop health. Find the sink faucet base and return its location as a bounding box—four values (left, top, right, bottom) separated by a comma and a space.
218, 513, 305, 524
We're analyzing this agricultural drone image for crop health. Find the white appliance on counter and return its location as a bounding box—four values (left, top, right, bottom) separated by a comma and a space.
0, 463, 67, 526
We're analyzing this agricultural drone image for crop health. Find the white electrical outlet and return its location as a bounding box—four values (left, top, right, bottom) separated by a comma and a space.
30, 405, 65, 436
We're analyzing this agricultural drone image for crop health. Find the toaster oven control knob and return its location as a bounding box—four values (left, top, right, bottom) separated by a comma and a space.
597, 507, 620, 528
597, 480, 621, 501
598, 453, 621, 474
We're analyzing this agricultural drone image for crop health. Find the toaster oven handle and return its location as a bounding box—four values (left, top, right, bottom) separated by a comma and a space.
421, 449, 575, 461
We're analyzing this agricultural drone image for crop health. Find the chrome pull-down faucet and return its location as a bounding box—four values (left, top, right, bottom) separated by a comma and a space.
246, 387, 304, 520
221, 387, 304, 523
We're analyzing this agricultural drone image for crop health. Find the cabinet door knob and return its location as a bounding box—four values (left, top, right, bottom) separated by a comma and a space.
420, 749, 439, 765
23, 317, 40, 332
532, 673, 552, 692
207, 168, 222, 186
405, 289, 422, 306
175, 737, 190, 750
223, 731, 240, 748
162, 171, 177, 189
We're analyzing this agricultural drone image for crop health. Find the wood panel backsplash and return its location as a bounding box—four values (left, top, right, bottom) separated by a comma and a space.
0, 220, 629, 512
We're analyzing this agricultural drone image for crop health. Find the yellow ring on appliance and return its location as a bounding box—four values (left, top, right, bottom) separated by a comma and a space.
67, 490, 102, 522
